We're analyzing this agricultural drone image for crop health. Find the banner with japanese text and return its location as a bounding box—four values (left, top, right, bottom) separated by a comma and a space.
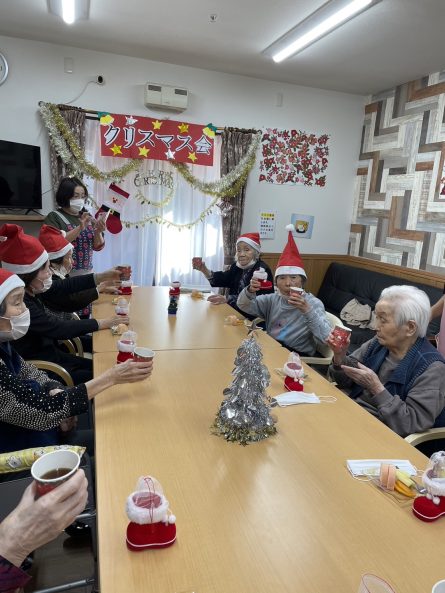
99, 113, 215, 166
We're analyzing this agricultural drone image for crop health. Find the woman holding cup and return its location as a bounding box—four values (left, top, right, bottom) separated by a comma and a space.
192, 232, 273, 314
0, 267, 153, 454
328, 285, 445, 437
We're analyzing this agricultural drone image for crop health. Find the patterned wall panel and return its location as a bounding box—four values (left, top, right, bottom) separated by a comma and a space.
349, 71, 445, 274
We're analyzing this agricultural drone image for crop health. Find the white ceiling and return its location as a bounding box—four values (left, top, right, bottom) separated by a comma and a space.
1, 0, 445, 95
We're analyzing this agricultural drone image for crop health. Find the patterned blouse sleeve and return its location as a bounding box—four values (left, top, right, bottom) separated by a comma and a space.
0, 361, 89, 431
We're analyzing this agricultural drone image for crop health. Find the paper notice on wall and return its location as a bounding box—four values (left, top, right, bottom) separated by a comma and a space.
259, 211, 276, 239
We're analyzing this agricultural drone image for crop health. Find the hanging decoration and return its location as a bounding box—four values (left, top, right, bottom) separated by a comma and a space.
133, 169, 175, 208
39, 102, 140, 182
99, 112, 215, 166
259, 128, 330, 186
170, 130, 262, 197
40, 101, 261, 198
88, 192, 220, 230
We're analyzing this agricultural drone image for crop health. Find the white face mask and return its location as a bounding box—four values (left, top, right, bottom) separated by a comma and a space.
32, 275, 53, 294
0, 308, 31, 342
69, 198, 84, 214
59, 265, 71, 277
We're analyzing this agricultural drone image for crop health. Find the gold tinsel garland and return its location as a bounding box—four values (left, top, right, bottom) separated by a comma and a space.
40, 102, 140, 182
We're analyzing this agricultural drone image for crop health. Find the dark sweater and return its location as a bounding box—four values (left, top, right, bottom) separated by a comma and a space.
14, 275, 99, 364
209, 259, 274, 316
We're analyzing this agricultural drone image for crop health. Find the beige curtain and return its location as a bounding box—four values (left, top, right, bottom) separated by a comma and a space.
49, 105, 86, 192
219, 127, 258, 268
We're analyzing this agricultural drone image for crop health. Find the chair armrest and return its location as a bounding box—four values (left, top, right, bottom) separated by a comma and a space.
404, 427, 445, 447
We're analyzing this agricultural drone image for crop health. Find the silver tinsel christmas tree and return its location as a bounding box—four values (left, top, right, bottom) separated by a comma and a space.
212, 333, 277, 445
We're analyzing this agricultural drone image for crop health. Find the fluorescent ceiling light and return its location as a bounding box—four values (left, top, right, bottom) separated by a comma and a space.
47, 0, 90, 25
264, 0, 380, 63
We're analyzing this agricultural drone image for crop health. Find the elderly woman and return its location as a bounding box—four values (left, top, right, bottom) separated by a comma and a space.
0, 267, 152, 453
328, 285, 445, 437
0, 224, 125, 384
192, 232, 273, 312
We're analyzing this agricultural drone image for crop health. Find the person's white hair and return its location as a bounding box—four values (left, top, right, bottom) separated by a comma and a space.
378, 285, 431, 337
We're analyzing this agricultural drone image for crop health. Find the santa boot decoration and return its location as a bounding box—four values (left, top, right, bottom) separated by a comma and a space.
126, 476, 176, 551
413, 451, 445, 522
95, 183, 130, 234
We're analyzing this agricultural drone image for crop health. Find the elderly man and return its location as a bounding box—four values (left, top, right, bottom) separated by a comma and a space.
328, 285, 445, 437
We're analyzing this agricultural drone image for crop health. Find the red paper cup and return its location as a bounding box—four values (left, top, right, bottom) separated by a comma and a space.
192, 257, 202, 268
117, 265, 132, 281
332, 325, 352, 348
290, 286, 304, 295
31, 450, 80, 497
133, 347, 155, 362
259, 280, 273, 289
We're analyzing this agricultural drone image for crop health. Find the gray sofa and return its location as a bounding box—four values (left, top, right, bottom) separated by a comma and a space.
317, 262, 443, 352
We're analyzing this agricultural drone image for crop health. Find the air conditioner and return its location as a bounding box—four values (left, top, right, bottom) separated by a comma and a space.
144, 83, 188, 112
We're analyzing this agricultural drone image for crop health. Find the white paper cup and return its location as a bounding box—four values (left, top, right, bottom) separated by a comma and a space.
133, 347, 155, 362
31, 450, 80, 496
432, 581, 445, 593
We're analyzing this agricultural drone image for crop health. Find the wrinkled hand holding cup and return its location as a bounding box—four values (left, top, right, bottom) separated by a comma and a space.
31, 450, 81, 497
133, 347, 155, 362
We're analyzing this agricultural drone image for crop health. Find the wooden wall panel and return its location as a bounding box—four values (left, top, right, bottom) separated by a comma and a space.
262, 253, 445, 296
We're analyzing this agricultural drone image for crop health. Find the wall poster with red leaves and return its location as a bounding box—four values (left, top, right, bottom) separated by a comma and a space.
259, 128, 330, 186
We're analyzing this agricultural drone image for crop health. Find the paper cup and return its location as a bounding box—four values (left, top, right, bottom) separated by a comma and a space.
134, 347, 155, 362
432, 581, 445, 593
31, 450, 81, 496
357, 574, 396, 593
332, 325, 352, 347
117, 265, 131, 281
192, 257, 202, 268
290, 287, 304, 295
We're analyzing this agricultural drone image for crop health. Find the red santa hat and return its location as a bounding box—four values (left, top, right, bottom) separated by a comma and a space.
275, 225, 306, 278
0, 269, 25, 306
95, 183, 130, 234
0, 224, 48, 274
236, 232, 261, 253
38, 225, 72, 260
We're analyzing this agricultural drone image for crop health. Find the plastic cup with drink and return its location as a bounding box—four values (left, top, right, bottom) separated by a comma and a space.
31, 450, 81, 496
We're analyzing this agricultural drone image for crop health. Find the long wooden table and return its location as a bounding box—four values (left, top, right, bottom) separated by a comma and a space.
93, 287, 279, 353
94, 344, 443, 593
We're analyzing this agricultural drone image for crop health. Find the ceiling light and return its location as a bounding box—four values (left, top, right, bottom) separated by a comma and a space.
264, 0, 381, 63
47, 0, 90, 25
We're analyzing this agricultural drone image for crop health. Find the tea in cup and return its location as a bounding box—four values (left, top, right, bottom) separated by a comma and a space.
133, 347, 155, 362
332, 325, 352, 348
31, 449, 81, 496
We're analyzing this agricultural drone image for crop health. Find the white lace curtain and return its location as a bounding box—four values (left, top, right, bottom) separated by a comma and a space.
83, 119, 224, 287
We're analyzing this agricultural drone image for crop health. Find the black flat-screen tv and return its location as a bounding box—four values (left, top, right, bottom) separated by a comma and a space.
0, 139, 42, 210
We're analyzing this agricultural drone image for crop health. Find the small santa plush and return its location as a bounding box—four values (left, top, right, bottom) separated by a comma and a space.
126, 476, 176, 551
413, 451, 445, 522
283, 354, 305, 392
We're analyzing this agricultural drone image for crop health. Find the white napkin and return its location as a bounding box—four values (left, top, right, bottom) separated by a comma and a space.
347, 459, 417, 477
